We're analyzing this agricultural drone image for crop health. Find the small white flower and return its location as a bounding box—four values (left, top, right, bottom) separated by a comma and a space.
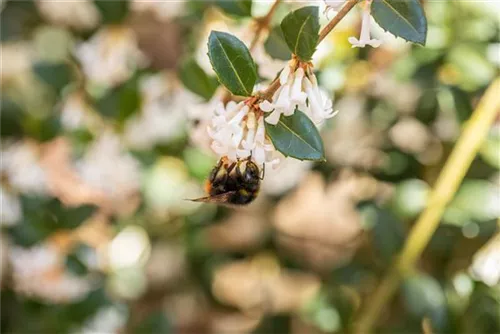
323, 0, 347, 17
259, 61, 337, 126
208, 101, 280, 167
348, 0, 382, 48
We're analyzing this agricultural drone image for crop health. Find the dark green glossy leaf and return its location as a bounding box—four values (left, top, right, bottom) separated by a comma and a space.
264, 26, 292, 61
265, 110, 325, 161
208, 31, 257, 96
93, 0, 129, 24
215, 0, 252, 17
95, 77, 141, 123
280, 6, 320, 61
179, 58, 219, 101
33, 62, 73, 94
371, 0, 427, 45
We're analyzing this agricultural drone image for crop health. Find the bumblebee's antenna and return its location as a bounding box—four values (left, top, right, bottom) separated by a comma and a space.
260, 163, 266, 180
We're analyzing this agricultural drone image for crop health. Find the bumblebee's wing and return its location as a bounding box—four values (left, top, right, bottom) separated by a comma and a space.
188, 191, 240, 208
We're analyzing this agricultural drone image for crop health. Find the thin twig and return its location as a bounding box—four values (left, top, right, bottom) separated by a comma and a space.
223, 0, 282, 101
319, 0, 359, 43
353, 78, 500, 334
259, 0, 359, 102
250, 0, 282, 51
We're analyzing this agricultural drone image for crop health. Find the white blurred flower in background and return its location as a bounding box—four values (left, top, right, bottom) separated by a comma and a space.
76, 132, 141, 203
0, 186, 22, 226
469, 233, 500, 287
80, 305, 128, 334
262, 158, 312, 196
325, 96, 386, 170
142, 157, 203, 220
131, 0, 185, 21
36, 0, 100, 31
1, 140, 48, 195
0, 42, 33, 82
75, 26, 147, 87
60, 91, 99, 131
124, 72, 190, 150
9, 244, 92, 303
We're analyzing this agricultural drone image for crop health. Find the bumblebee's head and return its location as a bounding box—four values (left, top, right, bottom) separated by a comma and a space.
237, 158, 260, 184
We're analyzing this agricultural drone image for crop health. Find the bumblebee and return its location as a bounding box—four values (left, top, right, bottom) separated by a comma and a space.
191, 156, 262, 206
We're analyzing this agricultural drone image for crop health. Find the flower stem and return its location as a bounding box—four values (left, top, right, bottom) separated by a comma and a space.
260, 0, 359, 102
353, 78, 500, 334
318, 0, 359, 43
250, 0, 282, 51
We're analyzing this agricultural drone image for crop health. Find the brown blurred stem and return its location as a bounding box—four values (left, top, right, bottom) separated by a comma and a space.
250, 0, 282, 51
260, 0, 359, 101
353, 78, 500, 334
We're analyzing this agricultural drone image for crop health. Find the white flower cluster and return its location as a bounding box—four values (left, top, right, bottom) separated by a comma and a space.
208, 101, 281, 167
75, 26, 147, 87
9, 244, 91, 303
124, 73, 189, 150
259, 60, 337, 125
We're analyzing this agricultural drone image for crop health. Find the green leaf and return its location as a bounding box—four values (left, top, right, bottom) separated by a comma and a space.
215, 0, 252, 17
9, 197, 97, 247
371, 0, 427, 45
95, 77, 141, 123
179, 59, 219, 101
265, 110, 325, 161
280, 6, 320, 61
1, 99, 24, 138
33, 62, 73, 94
208, 31, 257, 97
93, 0, 129, 24
402, 273, 448, 330
264, 26, 292, 61
449, 86, 473, 123
133, 312, 171, 334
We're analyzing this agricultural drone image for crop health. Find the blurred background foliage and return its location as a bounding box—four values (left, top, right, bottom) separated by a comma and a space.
0, 0, 499, 333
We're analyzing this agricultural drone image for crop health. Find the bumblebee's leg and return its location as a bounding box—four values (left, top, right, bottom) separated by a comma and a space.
209, 158, 224, 183
260, 163, 265, 180
226, 161, 237, 174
